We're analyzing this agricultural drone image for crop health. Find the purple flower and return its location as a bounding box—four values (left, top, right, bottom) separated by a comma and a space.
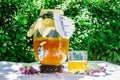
101, 68, 106, 72
95, 70, 100, 73
24, 66, 28, 70
89, 70, 95, 75
19, 65, 39, 75
19, 67, 24, 71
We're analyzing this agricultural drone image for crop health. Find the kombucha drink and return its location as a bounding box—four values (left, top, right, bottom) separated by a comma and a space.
68, 51, 88, 72
33, 37, 69, 66
68, 61, 87, 71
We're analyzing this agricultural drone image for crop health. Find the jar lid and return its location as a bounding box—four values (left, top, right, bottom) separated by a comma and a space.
40, 10, 64, 27
40, 9, 64, 15
27, 9, 75, 37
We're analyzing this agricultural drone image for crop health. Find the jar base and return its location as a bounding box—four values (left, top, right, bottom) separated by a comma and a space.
40, 64, 64, 73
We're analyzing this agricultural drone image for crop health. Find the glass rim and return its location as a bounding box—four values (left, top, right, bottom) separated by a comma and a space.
69, 50, 87, 53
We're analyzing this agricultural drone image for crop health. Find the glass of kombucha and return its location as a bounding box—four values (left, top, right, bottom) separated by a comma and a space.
68, 51, 88, 72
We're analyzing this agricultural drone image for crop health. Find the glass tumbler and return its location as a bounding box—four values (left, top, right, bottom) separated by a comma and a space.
68, 51, 88, 72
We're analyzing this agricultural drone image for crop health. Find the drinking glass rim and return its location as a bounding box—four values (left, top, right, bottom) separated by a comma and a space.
69, 50, 87, 53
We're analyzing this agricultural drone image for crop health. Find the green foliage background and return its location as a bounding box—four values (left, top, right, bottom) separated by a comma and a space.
0, 0, 120, 64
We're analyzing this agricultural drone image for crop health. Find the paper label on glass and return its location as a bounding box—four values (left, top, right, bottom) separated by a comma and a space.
54, 14, 73, 38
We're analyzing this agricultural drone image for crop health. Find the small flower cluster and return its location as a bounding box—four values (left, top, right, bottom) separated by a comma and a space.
87, 63, 106, 75
19, 64, 38, 75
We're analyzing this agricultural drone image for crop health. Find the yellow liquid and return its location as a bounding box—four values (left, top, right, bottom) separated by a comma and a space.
68, 61, 87, 71
33, 38, 69, 66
